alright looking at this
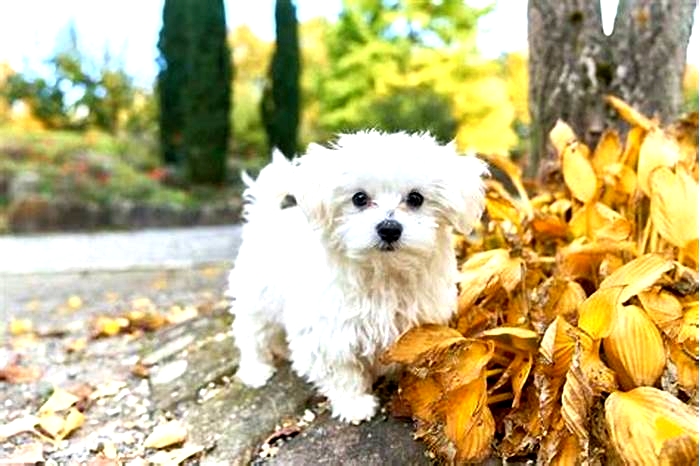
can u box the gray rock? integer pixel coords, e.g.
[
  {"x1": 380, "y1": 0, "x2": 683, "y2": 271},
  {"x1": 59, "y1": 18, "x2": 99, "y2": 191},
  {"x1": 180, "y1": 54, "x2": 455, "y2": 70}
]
[
  {"x1": 182, "y1": 364, "x2": 313, "y2": 465},
  {"x1": 146, "y1": 314, "x2": 238, "y2": 408},
  {"x1": 269, "y1": 413, "x2": 431, "y2": 466}
]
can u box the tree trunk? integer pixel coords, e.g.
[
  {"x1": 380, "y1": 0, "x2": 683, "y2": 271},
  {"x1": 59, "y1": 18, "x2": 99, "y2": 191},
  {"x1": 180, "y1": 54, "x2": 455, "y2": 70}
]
[{"x1": 527, "y1": 0, "x2": 696, "y2": 179}]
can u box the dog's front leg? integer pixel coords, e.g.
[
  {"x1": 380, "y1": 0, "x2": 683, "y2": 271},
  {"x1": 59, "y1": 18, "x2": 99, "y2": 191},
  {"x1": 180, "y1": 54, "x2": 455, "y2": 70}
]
[{"x1": 300, "y1": 354, "x2": 378, "y2": 424}]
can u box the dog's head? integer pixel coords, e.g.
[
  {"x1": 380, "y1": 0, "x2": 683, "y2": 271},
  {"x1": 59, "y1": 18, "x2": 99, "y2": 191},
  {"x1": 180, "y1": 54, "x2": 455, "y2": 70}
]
[{"x1": 294, "y1": 130, "x2": 488, "y2": 261}]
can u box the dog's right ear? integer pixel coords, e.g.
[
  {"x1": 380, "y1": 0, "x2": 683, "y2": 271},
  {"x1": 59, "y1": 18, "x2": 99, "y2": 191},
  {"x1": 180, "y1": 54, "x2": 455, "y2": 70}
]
[{"x1": 293, "y1": 143, "x2": 335, "y2": 231}]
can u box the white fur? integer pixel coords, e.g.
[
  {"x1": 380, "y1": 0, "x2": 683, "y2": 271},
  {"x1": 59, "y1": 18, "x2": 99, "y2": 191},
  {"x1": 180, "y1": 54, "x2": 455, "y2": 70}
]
[{"x1": 228, "y1": 130, "x2": 487, "y2": 423}]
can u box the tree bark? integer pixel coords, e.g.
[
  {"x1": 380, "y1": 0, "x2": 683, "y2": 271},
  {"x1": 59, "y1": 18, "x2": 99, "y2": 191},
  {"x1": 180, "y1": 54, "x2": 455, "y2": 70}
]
[{"x1": 527, "y1": 0, "x2": 696, "y2": 179}]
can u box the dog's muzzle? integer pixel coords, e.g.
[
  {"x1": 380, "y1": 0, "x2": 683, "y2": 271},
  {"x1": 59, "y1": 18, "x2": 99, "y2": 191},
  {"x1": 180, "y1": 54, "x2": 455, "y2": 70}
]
[{"x1": 376, "y1": 219, "x2": 403, "y2": 244}]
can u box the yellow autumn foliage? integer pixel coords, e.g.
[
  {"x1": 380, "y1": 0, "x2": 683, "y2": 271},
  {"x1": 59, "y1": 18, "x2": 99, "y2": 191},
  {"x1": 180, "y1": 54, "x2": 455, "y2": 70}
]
[{"x1": 385, "y1": 99, "x2": 699, "y2": 464}]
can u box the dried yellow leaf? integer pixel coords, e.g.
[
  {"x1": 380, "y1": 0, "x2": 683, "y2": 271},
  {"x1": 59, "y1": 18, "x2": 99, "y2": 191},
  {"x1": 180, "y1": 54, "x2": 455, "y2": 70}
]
[
  {"x1": 382, "y1": 324, "x2": 464, "y2": 365},
  {"x1": 431, "y1": 339, "x2": 494, "y2": 391},
  {"x1": 605, "y1": 95, "x2": 654, "y2": 131},
  {"x1": 605, "y1": 387, "x2": 699, "y2": 466},
  {"x1": 57, "y1": 408, "x2": 84, "y2": 440},
  {"x1": 621, "y1": 126, "x2": 646, "y2": 169},
  {"x1": 649, "y1": 166, "x2": 699, "y2": 249},
  {"x1": 599, "y1": 253, "x2": 674, "y2": 303},
  {"x1": 587, "y1": 202, "x2": 632, "y2": 242},
  {"x1": 458, "y1": 249, "x2": 523, "y2": 310},
  {"x1": 602, "y1": 162, "x2": 637, "y2": 195},
  {"x1": 638, "y1": 289, "x2": 683, "y2": 339},
  {"x1": 592, "y1": 129, "x2": 623, "y2": 174},
  {"x1": 478, "y1": 327, "x2": 539, "y2": 353},
  {"x1": 144, "y1": 420, "x2": 188, "y2": 449},
  {"x1": 510, "y1": 353, "x2": 533, "y2": 408},
  {"x1": 577, "y1": 287, "x2": 622, "y2": 339},
  {"x1": 539, "y1": 317, "x2": 577, "y2": 379},
  {"x1": 549, "y1": 120, "x2": 578, "y2": 155},
  {"x1": 39, "y1": 388, "x2": 80, "y2": 414},
  {"x1": 603, "y1": 305, "x2": 666, "y2": 390},
  {"x1": 561, "y1": 143, "x2": 598, "y2": 203},
  {"x1": 637, "y1": 128, "x2": 681, "y2": 196}
]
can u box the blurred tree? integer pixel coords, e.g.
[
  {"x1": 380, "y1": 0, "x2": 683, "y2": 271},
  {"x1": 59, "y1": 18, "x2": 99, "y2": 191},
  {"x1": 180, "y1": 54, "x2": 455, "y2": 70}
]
[
  {"x1": 2, "y1": 23, "x2": 135, "y2": 133},
  {"x1": 528, "y1": 0, "x2": 696, "y2": 178},
  {"x1": 157, "y1": 0, "x2": 188, "y2": 166},
  {"x1": 183, "y1": 0, "x2": 232, "y2": 184},
  {"x1": 158, "y1": 0, "x2": 232, "y2": 184},
  {"x1": 261, "y1": 0, "x2": 300, "y2": 158},
  {"x1": 231, "y1": 26, "x2": 272, "y2": 158},
  {"x1": 318, "y1": 0, "x2": 501, "y2": 151}
]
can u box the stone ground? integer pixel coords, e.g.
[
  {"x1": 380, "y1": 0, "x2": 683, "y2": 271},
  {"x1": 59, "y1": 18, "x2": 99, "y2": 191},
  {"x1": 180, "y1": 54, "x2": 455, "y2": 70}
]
[{"x1": 0, "y1": 226, "x2": 438, "y2": 465}]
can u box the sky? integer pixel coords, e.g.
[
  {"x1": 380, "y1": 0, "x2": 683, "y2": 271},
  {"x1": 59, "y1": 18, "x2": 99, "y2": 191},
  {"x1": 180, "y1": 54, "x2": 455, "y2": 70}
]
[{"x1": 0, "y1": 1, "x2": 696, "y2": 89}]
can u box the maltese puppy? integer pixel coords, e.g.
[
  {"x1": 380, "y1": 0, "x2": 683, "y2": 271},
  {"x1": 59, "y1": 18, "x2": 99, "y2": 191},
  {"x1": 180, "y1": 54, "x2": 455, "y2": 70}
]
[{"x1": 227, "y1": 130, "x2": 487, "y2": 423}]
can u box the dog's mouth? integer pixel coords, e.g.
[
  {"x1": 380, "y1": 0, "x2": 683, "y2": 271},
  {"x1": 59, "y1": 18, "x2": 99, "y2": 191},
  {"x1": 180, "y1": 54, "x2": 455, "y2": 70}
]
[{"x1": 377, "y1": 242, "x2": 399, "y2": 252}]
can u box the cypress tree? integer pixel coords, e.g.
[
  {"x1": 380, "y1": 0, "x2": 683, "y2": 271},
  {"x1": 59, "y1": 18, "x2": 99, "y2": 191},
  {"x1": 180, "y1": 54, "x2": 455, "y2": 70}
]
[
  {"x1": 262, "y1": 0, "x2": 300, "y2": 158},
  {"x1": 157, "y1": 0, "x2": 188, "y2": 166},
  {"x1": 157, "y1": 0, "x2": 232, "y2": 184},
  {"x1": 184, "y1": 0, "x2": 232, "y2": 184}
]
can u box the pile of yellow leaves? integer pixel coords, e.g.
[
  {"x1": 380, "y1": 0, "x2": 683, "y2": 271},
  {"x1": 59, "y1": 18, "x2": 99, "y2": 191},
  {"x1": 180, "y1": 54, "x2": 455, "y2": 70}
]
[{"x1": 384, "y1": 97, "x2": 699, "y2": 464}]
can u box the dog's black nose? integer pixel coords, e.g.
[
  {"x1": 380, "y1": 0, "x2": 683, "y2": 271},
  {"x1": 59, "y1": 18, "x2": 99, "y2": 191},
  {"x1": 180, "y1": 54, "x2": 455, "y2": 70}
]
[{"x1": 376, "y1": 219, "x2": 403, "y2": 243}]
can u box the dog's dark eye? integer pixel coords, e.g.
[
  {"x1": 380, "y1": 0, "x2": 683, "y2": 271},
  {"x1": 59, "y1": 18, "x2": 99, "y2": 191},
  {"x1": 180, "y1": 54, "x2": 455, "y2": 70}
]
[
  {"x1": 352, "y1": 191, "x2": 369, "y2": 207},
  {"x1": 406, "y1": 191, "x2": 424, "y2": 208}
]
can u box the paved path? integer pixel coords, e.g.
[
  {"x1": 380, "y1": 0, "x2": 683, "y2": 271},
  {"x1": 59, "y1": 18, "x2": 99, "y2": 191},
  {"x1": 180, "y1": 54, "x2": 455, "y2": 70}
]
[{"x1": 0, "y1": 225, "x2": 243, "y2": 274}]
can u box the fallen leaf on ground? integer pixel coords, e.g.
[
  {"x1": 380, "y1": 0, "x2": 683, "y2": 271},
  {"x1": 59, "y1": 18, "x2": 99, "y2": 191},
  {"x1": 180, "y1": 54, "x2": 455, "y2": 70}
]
[
  {"x1": 0, "y1": 361, "x2": 42, "y2": 383},
  {"x1": 0, "y1": 415, "x2": 39, "y2": 441},
  {"x1": 90, "y1": 380, "x2": 127, "y2": 400},
  {"x1": 144, "y1": 420, "x2": 188, "y2": 449},
  {"x1": 9, "y1": 318, "x2": 34, "y2": 335},
  {"x1": 148, "y1": 443, "x2": 204, "y2": 465}
]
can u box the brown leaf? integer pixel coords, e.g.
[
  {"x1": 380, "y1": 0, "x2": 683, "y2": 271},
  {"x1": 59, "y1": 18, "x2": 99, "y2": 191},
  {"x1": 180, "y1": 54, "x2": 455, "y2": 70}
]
[
  {"x1": 605, "y1": 387, "x2": 699, "y2": 466},
  {"x1": 0, "y1": 362, "x2": 42, "y2": 383},
  {"x1": 398, "y1": 373, "x2": 443, "y2": 423},
  {"x1": 144, "y1": 420, "x2": 188, "y2": 449},
  {"x1": 602, "y1": 305, "x2": 666, "y2": 390},
  {"x1": 429, "y1": 339, "x2": 494, "y2": 391},
  {"x1": 382, "y1": 324, "x2": 464, "y2": 365},
  {"x1": 443, "y1": 375, "x2": 495, "y2": 463},
  {"x1": 511, "y1": 353, "x2": 533, "y2": 408},
  {"x1": 669, "y1": 341, "x2": 699, "y2": 394}
]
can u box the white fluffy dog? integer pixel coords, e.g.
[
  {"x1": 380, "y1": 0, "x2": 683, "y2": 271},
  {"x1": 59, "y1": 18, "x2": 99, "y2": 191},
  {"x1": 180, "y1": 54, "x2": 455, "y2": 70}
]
[{"x1": 227, "y1": 130, "x2": 487, "y2": 423}]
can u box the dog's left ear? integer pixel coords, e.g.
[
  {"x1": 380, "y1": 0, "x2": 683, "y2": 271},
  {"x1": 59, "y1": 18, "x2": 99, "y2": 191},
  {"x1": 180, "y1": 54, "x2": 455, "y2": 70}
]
[{"x1": 439, "y1": 150, "x2": 489, "y2": 235}]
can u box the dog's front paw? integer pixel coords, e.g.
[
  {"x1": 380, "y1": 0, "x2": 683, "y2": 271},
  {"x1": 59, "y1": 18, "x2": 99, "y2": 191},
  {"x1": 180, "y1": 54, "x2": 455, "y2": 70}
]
[
  {"x1": 331, "y1": 393, "x2": 378, "y2": 424},
  {"x1": 236, "y1": 361, "x2": 276, "y2": 388}
]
